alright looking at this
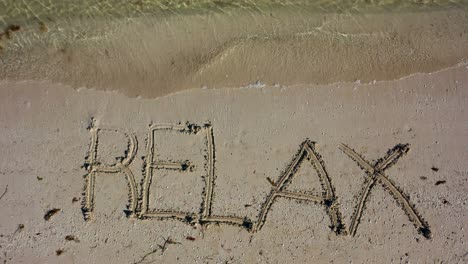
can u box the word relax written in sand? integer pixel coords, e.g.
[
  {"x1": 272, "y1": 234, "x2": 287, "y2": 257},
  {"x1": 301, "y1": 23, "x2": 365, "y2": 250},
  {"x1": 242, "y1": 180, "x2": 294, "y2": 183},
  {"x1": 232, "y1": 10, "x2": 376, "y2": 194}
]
[{"x1": 82, "y1": 122, "x2": 431, "y2": 239}]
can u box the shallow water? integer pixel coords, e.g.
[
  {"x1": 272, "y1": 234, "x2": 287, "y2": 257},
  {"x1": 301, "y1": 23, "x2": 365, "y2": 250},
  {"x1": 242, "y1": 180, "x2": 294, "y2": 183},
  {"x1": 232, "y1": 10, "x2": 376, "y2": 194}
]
[
  {"x1": 0, "y1": 1, "x2": 467, "y2": 98},
  {"x1": 2, "y1": 0, "x2": 468, "y2": 28}
]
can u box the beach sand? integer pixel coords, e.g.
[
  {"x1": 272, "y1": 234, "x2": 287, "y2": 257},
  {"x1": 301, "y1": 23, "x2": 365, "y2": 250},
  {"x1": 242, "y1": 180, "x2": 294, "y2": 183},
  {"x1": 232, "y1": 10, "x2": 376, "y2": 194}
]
[{"x1": 0, "y1": 2, "x2": 467, "y2": 264}]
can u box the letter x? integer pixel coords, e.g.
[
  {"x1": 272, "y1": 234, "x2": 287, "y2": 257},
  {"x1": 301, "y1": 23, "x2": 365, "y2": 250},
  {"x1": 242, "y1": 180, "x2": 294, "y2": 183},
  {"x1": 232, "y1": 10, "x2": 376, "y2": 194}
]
[{"x1": 339, "y1": 143, "x2": 431, "y2": 239}]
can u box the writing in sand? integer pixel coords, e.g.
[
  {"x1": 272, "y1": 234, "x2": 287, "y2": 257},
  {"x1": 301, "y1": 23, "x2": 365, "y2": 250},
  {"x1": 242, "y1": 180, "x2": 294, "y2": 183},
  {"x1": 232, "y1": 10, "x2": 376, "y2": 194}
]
[{"x1": 81, "y1": 121, "x2": 431, "y2": 239}]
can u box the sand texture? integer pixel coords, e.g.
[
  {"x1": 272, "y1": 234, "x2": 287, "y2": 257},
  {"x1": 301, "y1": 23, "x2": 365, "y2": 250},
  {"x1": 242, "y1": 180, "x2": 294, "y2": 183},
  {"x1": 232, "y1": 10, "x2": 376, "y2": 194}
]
[{"x1": 0, "y1": 64, "x2": 467, "y2": 263}]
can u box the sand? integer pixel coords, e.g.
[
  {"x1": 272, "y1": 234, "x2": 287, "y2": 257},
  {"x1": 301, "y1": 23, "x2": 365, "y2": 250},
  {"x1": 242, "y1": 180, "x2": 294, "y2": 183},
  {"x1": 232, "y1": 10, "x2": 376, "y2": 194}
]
[
  {"x1": 0, "y1": 64, "x2": 467, "y2": 263},
  {"x1": 0, "y1": 2, "x2": 468, "y2": 264}
]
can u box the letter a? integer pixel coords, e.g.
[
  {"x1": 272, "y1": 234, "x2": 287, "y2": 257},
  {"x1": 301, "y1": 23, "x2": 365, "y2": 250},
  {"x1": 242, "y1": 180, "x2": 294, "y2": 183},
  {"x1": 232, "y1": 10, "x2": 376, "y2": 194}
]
[{"x1": 255, "y1": 140, "x2": 344, "y2": 234}]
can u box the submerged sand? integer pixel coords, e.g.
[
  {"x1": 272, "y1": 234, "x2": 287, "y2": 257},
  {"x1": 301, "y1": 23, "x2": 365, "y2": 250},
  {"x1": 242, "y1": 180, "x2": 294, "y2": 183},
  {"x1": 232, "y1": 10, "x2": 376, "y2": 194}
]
[{"x1": 0, "y1": 4, "x2": 467, "y2": 97}]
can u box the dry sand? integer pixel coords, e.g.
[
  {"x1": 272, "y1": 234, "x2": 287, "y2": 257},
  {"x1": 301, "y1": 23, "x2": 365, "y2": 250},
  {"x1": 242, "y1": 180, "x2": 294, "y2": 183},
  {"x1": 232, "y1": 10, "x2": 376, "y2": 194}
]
[
  {"x1": 0, "y1": 64, "x2": 467, "y2": 263},
  {"x1": 0, "y1": 2, "x2": 468, "y2": 264}
]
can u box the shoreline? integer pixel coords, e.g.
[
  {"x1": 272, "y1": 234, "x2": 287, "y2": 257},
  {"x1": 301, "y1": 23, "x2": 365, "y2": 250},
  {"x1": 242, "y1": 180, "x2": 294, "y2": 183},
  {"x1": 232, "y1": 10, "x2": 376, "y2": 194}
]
[{"x1": 1, "y1": 7, "x2": 467, "y2": 98}]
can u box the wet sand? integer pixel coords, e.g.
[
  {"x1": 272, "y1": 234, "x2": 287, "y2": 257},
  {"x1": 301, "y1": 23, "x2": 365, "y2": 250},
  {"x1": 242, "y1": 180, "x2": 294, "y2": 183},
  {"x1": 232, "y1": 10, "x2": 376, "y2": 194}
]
[{"x1": 0, "y1": 3, "x2": 467, "y2": 97}]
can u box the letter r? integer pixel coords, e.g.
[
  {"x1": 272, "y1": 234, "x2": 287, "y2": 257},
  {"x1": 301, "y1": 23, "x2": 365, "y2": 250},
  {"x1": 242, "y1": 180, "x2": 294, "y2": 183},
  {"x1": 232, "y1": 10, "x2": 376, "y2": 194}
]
[{"x1": 82, "y1": 123, "x2": 138, "y2": 220}]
